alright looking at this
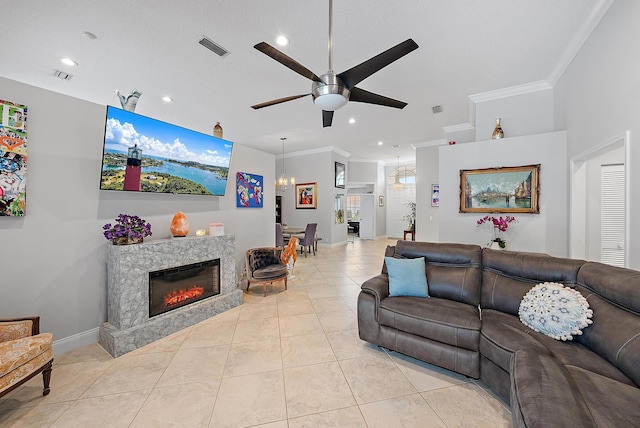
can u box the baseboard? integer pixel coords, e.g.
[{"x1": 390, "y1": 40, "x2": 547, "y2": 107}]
[{"x1": 52, "y1": 327, "x2": 100, "y2": 356}]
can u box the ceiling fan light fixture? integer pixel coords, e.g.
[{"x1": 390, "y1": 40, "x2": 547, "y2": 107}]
[
  {"x1": 313, "y1": 93, "x2": 348, "y2": 110},
  {"x1": 312, "y1": 73, "x2": 350, "y2": 111}
]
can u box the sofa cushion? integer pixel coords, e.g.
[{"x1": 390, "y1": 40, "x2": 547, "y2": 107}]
[
  {"x1": 385, "y1": 257, "x2": 428, "y2": 298},
  {"x1": 0, "y1": 333, "x2": 53, "y2": 378},
  {"x1": 566, "y1": 365, "x2": 640, "y2": 427},
  {"x1": 392, "y1": 241, "x2": 483, "y2": 306},
  {"x1": 480, "y1": 309, "x2": 551, "y2": 372},
  {"x1": 379, "y1": 296, "x2": 480, "y2": 351},
  {"x1": 574, "y1": 284, "x2": 640, "y2": 388},
  {"x1": 510, "y1": 350, "x2": 598, "y2": 428},
  {"x1": 252, "y1": 264, "x2": 288, "y2": 280},
  {"x1": 481, "y1": 249, "x2": 584, "y2": 315},
  {"x1": 518, "y1": 282, "x2": 593, "y2": 341}
]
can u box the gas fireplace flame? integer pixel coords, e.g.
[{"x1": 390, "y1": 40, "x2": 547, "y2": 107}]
[{"x1": 163, "y1": 286, "x2": 205, "y2": 307}]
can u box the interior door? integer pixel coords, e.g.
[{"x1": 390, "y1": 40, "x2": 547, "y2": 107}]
[
  {"x1": 359, "y1": 195, "x2": 374, "y2": 239},
  {"x1": 386, "y1": 185, "x2": 415, "y2": 238},
  {"x1": 600, "y1": 163, "x2": 625, "y2": 267}
]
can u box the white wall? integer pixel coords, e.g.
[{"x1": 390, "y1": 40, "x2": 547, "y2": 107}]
[
  {"x1": 415, "y1": 145, "x2": 440, "y2": 242},
  {"x1": 376, "y1": 161, "x2": 386, "y2": 238},
  {"x1": 474, "y1": 88, "x2": 554, "y2": 142},
  {"x1": 438, "y1": 132, "x2": 568, "y2": 256},
  {"x1": 276, "y1": 148, "x2": 348, "y2": 245},
  {"x1": 0, "y1": 77, "x2": 275, "y2": 352},
  {"x1": 554, "y1": 0, "x2": 640, "y2": 268}
]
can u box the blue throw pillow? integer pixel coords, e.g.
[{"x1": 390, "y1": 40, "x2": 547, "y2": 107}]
[{"x1": 385, "y1": 256, "x2": 429, "y2": 298}]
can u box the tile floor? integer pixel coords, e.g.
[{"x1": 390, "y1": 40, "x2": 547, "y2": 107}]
[{"x1": 0, "y1": 238, "x2": 511, "y2": 427}]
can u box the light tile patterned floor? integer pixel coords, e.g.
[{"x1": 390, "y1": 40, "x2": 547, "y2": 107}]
[{"x1": 0, "y1": 238, "x2": 511, "y2": 427}]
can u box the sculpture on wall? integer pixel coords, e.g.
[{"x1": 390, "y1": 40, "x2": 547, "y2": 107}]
[{"x1": 115, "y1": 89, "x2": 142, "y2": 112}]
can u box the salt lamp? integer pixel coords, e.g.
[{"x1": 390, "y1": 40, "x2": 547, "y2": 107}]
[{"x1": 170, "y1": 212, "x2": 190, "y2": 237}]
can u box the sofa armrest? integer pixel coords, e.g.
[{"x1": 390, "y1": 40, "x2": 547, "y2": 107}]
[
  {"x1": 0, "y1": 316, "x2": 40, "y2": 342},
  {"x1": 361, "y1": 274, "x2": 390, "y2": 304}
]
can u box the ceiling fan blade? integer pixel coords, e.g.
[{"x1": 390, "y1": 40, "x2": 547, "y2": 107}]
[
  {"x1": 349, "y1": 87, "x2": 407, "y2": 109},
  {"x1": 254, "y1": 42, "x2": 322, "y2": 82},
  {"x1": 322, "y1": 110, "x2": 334, "y2": 127},
  {"x1": 337, "y1": 39, "x2": 419, "y2": 89},
  {"x1": 251, "y1": 93, "x2": 310, "y2": 110}
]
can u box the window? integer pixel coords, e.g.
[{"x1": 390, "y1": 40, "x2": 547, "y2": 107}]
[
  {"x1": 388, "y1": 166, "x2": 416, "y2": 185},
  {"x1": 347, "y1": 195, "x2": 361, "y2": 220}
]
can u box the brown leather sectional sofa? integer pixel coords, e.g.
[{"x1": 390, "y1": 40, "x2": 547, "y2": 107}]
[{"x1": 357, "y1": 240, "x2": 640, "y2": 427}]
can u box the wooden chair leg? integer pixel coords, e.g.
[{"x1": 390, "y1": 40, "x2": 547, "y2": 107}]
[
  {"x1": 263, "y1": 282, "x2": 267, "y2": 297},
  {"x1": 246, "y1": 280, "x2": 251, "y2": 292},
  {"x1": 42, "y1": 359, "x2": 53, "y2": 396},
  {"x1": 284, "y1": 275, "x2": 288, "y2": 290}
]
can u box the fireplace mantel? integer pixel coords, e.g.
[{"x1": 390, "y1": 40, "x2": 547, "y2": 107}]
[{"x1": 99, "y1": 235, "x2": 242, "y2": 357}]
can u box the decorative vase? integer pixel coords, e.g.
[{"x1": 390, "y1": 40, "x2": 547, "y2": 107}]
[
  {"x1": 113, "y1": 237, "x2": 143, "y2": 245},
  {"x1": 213, "y1": 122, "x2": 223, "y2": 139},
  {"x1": 492, "y1": 118, "x2": 504, "y2": 139},
  {"x1": 489, "y1": 241, "x2": 505, "y2": 250},
  {"x1": 170, "y1": 212, "x2": 190, "y2": 237}
]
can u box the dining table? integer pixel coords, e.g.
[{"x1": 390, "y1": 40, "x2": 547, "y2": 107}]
[{"x1": 282, "y1": 227, "x2": 305, "y2": 238}]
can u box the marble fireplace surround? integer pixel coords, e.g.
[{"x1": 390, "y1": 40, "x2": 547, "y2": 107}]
[{"x1": 99, "y1": 235, "x2": 242, "y2": 357}]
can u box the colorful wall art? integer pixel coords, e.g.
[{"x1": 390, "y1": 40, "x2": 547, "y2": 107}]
[
  {"x1": 0, "y1": 99, "x2": 27, "y2": 216},
  {"x1": 236, "y1": 172, "x2": 263, "y2": 208}
]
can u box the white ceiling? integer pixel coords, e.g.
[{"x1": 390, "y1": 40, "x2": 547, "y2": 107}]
[{"x1": 0, "y1": 0, "x2": 602, "y2": 164}]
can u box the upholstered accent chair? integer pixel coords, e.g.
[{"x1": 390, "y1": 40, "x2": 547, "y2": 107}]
[
  {"x1": 245, "y1": 247, "x2": 289, "y2": 296},
  {"x1": 0, "y1": 316, "x2": 53, "y2": 398}
]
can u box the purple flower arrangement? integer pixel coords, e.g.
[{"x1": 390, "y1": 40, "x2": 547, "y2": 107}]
[{"x1": 103, "y1": 214, "x2": 152, "y2": 242}]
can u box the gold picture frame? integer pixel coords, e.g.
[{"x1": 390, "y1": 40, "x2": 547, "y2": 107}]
[
  {"x1": 295, "y1": 182, "x2": 317, "y2": 209},
  {"x1": 460, "y1": 164, "x2": 540, "y2": 213}
]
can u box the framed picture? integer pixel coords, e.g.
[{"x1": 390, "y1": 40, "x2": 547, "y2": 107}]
[
  {"x1": 236, "y1": 172, "x2": 263, "y2": 208},
  {"x1": 431, "y1": 184, "x2": 439, "y2": 207},
  {"x1": 335, "y1": 162, "x2": 345, "y2": 188},
  {"x1": 459, "y1": 164, "x2": 540, "y2": 213},
  {"x1": 295, "y1": 182, "x2": 317, "y2": 209},
  {"x1": 379, "y1": 195, "x2": 384, "y2": 207},
  {"x1": 0, "y1": 99, "x2": 28, "y2": 216}
]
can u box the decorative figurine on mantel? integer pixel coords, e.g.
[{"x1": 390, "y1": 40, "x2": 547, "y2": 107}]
[
  {"x1": 170, "y1": 211, "x2": 190, "y2": 237},
  {"x1": 213, "y1": 122, "x2": 223, "y2": 139},
  {"x1": 115, "y1": 89, "x2": 142, "y2": 112},
  {"x1": 492, "y1": 118, "x2": 504, "y2": 139}
]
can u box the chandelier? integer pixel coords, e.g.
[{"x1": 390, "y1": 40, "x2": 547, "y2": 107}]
[
  {"x1": 276, "y1": 137, "x2": 295, "y2": 191},
  {"x1": 393, "y1": 156, "x2": 404, "y2": 191}
]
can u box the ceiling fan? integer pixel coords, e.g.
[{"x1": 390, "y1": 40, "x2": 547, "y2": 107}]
[{"x1": 251, "y1": 0, "x2": 419, "y2": 127}]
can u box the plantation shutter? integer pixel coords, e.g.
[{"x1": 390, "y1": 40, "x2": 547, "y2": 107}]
[{"x1": 600, "y1": 164, "x2": 625, "y2": 267}]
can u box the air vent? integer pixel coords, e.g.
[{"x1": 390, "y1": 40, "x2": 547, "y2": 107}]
[
  {"x1": 199, "y1": 36, "x2": 229, "y2": 57},
  {"x1": 431, "y1": 105, "x2": 443, "y2": 114},
  {"x1": 52, "y1": 69, "x2": 73, "y2": 80}
]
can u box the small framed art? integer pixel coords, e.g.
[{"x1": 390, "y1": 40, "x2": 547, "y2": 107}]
[{"x1": 295, "y1": 182, "x2": 317, "y2": 209}]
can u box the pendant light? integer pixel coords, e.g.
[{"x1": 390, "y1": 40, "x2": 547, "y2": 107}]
[
  {"x1": 393, "y1": 156, "x2": 404, "y2": 191},
  {"x1": 276, "y1": 137, "x2": 295, "y2": 191}
]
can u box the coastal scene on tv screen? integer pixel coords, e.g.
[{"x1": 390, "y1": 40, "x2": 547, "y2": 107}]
[{"x1": 100, "y1": 106, "x2": 232, "y2": 196}]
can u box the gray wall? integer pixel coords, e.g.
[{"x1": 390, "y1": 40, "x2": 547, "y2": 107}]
[
  {"x1": 415, "y1": 145, "x2": 439, "y2": 242},
  {"x1": 0, "y1": 77, "x2": 275, "y2": 353},
  {"x1": 554, "y1": 0, "x2": 640, "y2": 268},
  {"x1": 276, "y1": 148, "x2": 348, "y2": 245}
]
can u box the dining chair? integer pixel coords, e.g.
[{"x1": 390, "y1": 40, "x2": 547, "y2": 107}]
[
  {"x1": 295, "y1": 223, "x2": 317, "y2": 257},
  {"x1": 275, "y1": 222, "x2": 285, "y2": 248}
]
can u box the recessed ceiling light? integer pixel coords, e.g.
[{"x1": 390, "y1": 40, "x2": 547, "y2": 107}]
[
  {"x1": 276, "y1": 35, "x2": 289, "y2": 46},
  {"x1": 377, "y1": 141, "x2": 383, "y2": 146},
  {"x1": 162, "y1": 96, "x2": 173, "y2": 102},
  {"x1": 61, "y1": 58, "x2": 77, "y2": 66},
  {"x1": 349, "y1": 118, "x2": 356, "y2": 124}
]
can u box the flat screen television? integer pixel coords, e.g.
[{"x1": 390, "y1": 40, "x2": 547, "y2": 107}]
[{"x1": 99, "y1": 106, "x2": 233, "y2": 196}]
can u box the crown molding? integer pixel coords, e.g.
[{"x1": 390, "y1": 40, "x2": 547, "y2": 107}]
[
  {"x1": 442, "y1": 123, "x2": 474, "y2": 133},
  {"x1": 547, "y1": 0, "x2": 615, "y2": 86},
  {"x1": 412, "y1": 139, "x2": 447, "y2": 149},
  {"x1": 347, "y1": 158, "x2": 379, "y2": 163},
  {"x1": 277, "y1": 145, "x2": 351, "y2": 159},
  {"x1": 469, "y1": 80, "x2": 551, "y2": 104}
]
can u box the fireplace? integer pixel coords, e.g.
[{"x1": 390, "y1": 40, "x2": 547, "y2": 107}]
[
  {"x1": 149, "y1": 259, "x2": 220, "y2": 318},
  {"x1": 99, "y1": 235, "x2": 243, "y2": 357}
]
